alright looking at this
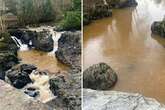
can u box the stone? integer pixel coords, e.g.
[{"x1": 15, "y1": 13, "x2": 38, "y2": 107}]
[
  {"x1": 24, "y1": 87, "x2": 40, "y2": 97},
  {"x1": 48, "y1": 71, "x2": 81, "y2": 110},
  {"x1": 83, "y1": 89, "x2": 165, "y2": 110},
  {"x1": 0, "y1": 33, "x2": 19, "y2": 80},
  {"x1": 55, "y1": 31, "x2": 81, "y2": 68},
  {"x1": 83, "y1": 63, "x2": 117, "y2": 90},
  {"x1": 151, "y1": 19, "x2": 165, "y2": 38},
  {"x1": 32, "y1": 30, "x2": 54, "y2": 52},
  {"x1": 5, "y1": 64, "x2": 37, "y2": 89}
]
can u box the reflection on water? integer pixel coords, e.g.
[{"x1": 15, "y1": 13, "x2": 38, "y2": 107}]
[{"x1": 84, "y1": 0, "x2": 165, "y2": 103}]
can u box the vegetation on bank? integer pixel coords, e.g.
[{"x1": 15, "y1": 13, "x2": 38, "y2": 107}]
[
  {"x1": 58, "y1": 0, "x2": 81, "y2": 31},
  {"x1": 1, "y1": 0, "x2": 81, "y2": 30}
]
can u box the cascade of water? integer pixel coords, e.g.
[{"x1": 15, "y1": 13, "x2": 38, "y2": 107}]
[{"x1": 11, "y1": 36, "x2": 28, "y2": 51}]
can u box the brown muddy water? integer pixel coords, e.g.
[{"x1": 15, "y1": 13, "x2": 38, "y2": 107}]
[
  {"x1": 14, "y1": 26, "x2": 68, "y2": 103},
  {"x1": 84, "y1": 0, "x2": 165, "y2": 103}
]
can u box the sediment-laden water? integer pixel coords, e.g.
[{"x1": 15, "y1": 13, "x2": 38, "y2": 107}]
[
  {"x1": 84, "y1": 0, "x2": 165, "y2": 103},
  {"x1": 12, "y1": 26, "x2": 68, "y2": 103}
]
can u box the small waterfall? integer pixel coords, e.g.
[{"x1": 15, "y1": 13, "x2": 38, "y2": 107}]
[{"x1": 11, "y1": 36, "x2": 29, "y2": 51}]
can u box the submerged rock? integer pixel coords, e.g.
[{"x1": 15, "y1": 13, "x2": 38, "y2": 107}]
[
  {"x1": 0, "y1": 80, "x2": 53, "y2": 110},
  {"x1": 151, "y1": 18, "x2": 165, "y2": 38},
  {"x1": 48, "y1": 71, "x2": 81, "y2": 110},
  {"x1": 83, "y1": 89, "x2": 165, "y2": 110},
  {"x1": 5, "y1": 64, "x2": 37, "y2": 89},
  {"x1": 83, "y1": 63, "x2": 117, "y2": 90},
  {"x1": 55, "y1": 31, "x2": 81, "y2": 67}
]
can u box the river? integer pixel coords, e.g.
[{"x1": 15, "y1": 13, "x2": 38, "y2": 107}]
[
  {"x1": 84, "y1": 0, "x2": 165, "y2": 103},
  {"x1": 13, "y1": 26, "x2": 68, "y2": 103}
]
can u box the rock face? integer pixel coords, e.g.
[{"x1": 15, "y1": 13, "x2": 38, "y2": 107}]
[
  {"x1": 0, "y1": 33, "x2": 19, "y2": 80},
  {"x1": 55, "y1": 31, "x2": 81, "y2": 67},
  {"x1": 83, "y1": 89, "x2": 165, "y2": 110},
  {"x1": 0, "y1": 80, "x2": 53, "y2": 110},
  {"x1": 9, "y1": 29, "x2": 37, "y2": 45},
  {"x1": 48, "y1": 71, "x2": 81, "y2": 110},
  {"x1": 9, "y1": 29, "x2": 54, "y2": 52},
  {"x1": 32, "y1": 31, "x2": 54, "y2": 52},
  {"x1": 5, "y1": 64, "x2": 37, "y2": 89},
  {"x1": 83, "y1": 63, "x2": 117, "y2": 90},
  {"x1": 151, "y1": 19, "x2": 165, "y2": 37}
]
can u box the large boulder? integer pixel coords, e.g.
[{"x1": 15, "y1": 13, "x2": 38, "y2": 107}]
[
  {"x1": 55, "y1": 31, "x2": 81, "y2": 67},
  {"x1": 151, "y1": 18, "x2": 165, "y2": 38},
  {"x1": 32, "y1": 31, "x2": 54, "y2": 52},
  {"x1": 0, "y1": 80, "x2": 53, "y2": 110},
  {"x1": 83, "y1": 89, "x2": 165, "y2": 110},
  {"x1": 48, "y1": 71, "x2": 81, "y2": 110},
  {"x1": 5, "y1": 64, "x2": 37, "y2": 89},
  {"x1": 83, "y1": 63, "x2": 117, "y2": 90}
]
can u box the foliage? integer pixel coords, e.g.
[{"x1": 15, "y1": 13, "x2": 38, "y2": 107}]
[
  {"x1": 59, "y1": 11, "x2": 81, "y2": 31},
  {"x1": 58, "y1": 0, "x2": 81, "y2": 31},
  {"x1": 17, "y1": 0, "x2": 55, "y2": 25}
]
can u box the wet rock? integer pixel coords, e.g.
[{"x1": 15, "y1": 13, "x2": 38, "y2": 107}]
[
  {"x1": 0, "y1": 32, "x2": 18, "y2": 52},
  {"x1": 83, "y1": 89, "x2": 165, "y2": 110},
  {"x1": 9, "y1": 29, "x2": 37, "y2": 45},
  {"x1": 83, "y1": 63, "x2": 117, "y2": 90},
  {"x1": 109, "y1": 0, "x2": 138, "y2": 8},
  {"x1": 0, "y1": 33, "x2": 19, "y2": 80},
  {"x1": 83, "y1": 0, "x2": 112, "y2": 24},
  {"x1": 48, "y1": 71, "x2": 81, "y2": 110},
  {"x1": 20, "y1": 64, "x2": 37, "y2": 74},
  {"x1": 55, "y1": 31, "x2": 81, "y2": 67},
  {"x1": 0, "y1": 80, "x2": 53, "y2": 110},
  {"x1": 32, "y1": 31, "x2": 54, "y2": 52},
  {"x1": 5, "y1": 64, "x2": 36, "y2": 89},
  {"x1": 151, "y1": 18, "x2": 165, "y2": 37},
  {"x1": 24, "y1": 87, "x2": 40, "y2": 97},
  {"x1": 9, "y1": 29, "x2": 54, "y2": 52}
]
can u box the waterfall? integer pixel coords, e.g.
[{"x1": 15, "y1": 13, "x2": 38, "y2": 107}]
[{"x1": 11, "y1": 36, "x2": 28, "y2": 51}]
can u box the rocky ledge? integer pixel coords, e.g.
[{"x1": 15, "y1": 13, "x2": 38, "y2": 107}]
[
  {"x1": 83, "y1": 89, "x2": 165, "y2": 110},
  {"x1": 0, "y1": 80, "x2": 53, "y2": 110},
  {"x1": 55, "y1": 31, "x2": 81, "y2": 68},
  {"x1": 0, "y1": 33, "x2": 19, "y2": 80},
  {"x1": 9, "y1": 29, "x2": 54, "y2": 52},
  {"x1": 47, "y1": 70, "x2": 81, "y2": 110}
]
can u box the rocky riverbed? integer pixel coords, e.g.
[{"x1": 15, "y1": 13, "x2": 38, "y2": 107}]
[{"x1": 0, "y1": 25, "x2": 81, "y2": 110}]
